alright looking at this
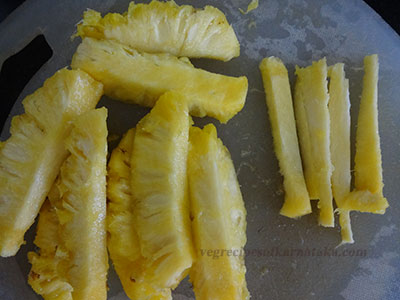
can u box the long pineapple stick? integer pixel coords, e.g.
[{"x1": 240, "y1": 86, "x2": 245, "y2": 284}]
[
  {"x1": 294, "y1": 58, "x2": 334, "y2": 227},
  {"x1": 259, "y1": 57, "x2": 311, "y2": 218},
  {"x1": 328, "y1": 64, "x2": 353, "y2": 243}
]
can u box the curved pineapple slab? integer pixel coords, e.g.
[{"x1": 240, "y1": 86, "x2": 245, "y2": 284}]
[
  {"x1": 71, "y1": 37, "x2": 248, "y2": 123},
  {"x1": 107, "y1": 128, "x2": 171, "y2": 300},
  {"x1": 188, "y1": 124, "x2": 249, "y2": 300},
  {"x1": 0, "y1": 69, "x2": 103, "y2": 257},
  {"x1": 28, "y1": 108, "x2": 109, "y2": 300},
  {"x1": 76, "y1": 0, "x2": 240, "y2": 61},
  {"x1": 131, "y1": 92, "x2": 194, "y2": 290}
]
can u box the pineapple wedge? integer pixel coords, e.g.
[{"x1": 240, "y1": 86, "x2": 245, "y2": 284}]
[
  {"x1": 188, "y1": 124, "x2": 249, "y2": 300},
  {"x1": 0, "y1": 69, "x2": 102, "y2": 257},
  {"x1": 328, "y1": 63, "x2": 353, "y2": 243},
  {"x1": 71, "y1": 37, "x2": 248, "y2": 123},
  {"x1": 28, "y1": 108, "x2": 109, "y2": 300},
  {"x1": 76, "y1": 0, "x2": 240, "y2": 61},
  {"x1": 131, "y1": 92, "x2": 194, "y2": 289},
  {"x1": 259, "y1": 57, "x2": 311, "y2": 218},
  {"x1": 107, "y1": 128, "x2": 171, "y2": 300},
  {"x1": 294, "y1": 58, "x2": 334, "y2": 227}
]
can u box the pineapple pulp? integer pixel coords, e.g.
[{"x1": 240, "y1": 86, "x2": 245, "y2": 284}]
[
  {"x1": 188, "y1": 124, "x2": 249, "y2": 300},
  {"x1": 0, "y1": 69, "x2": 102, "y2": 257},
  {"x1": 71, "y1": 37, "x2": 248, "y2": 123},
  {"x1": 259, "y1": 57, "x2": 311, "y2": 219},
  {"x1": 28, "y1": 108, "x2": 109, "y2": 300},
  {"x1": 76, "y1": 0, "x2": 240, "y2": 61}
]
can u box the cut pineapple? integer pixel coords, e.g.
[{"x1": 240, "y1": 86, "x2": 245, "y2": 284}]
[
  {"x1": 76, "y1": 0, "x2": 240, "y2": 61},
  {"x1": 341, "y1": 190, "x2": 388, "y2": 214},
  {"x1": 71, "y1": 37, "x2": 248, "y2": 123},
  {"x1": 188, "y1": 124, "x2": 249, "y2": 300},
  {"x1": 28, "y1": 108, "x2": 109, "y2": 300},
  {"x1": 131, "y1": 92, "x2": 194, "y2": 289},
  {"x1": 259, "y1": 57, "x2": 311, "y2": 218},
  {"x1": 107, "y1": 128, "x2": 171, "y2": 300},
  {"x1": 294, "y1": 58, "x2": 334, "y2": 227},
  {"x1": 328, "y1": 63, "x2": 353, "y2": 243},
  {"x1": 0, "y1": 69, "x2": 102, "y2": 257}
]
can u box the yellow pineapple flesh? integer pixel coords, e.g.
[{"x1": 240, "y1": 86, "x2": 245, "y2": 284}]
[
  {"x1": 0, "y1": 69, "x2": 103, "y2": 257},
  {"x1": 28, "y1": 108, "x2": 109, "y2": 300},
  {"x1": 259, "y1": 57, "x2": 311, "y2": 218},
  {"x1": 71, "y1": 37, "x2": 248, "y2": 123},
  {"x1": 76, "y1": 0, "x2": 240, "y2": 61},
  {"x1": 188, "y1": 124, "x2": 249, "y2": 300}
]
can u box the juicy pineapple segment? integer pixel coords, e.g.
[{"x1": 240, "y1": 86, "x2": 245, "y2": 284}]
[
  {"x1": 0, "y1": 69, "x2": 103, "y2": 257},
  {"x1": 342, "y1": 190, "x2": 388, "y2": 214},
  {"x1": 76, "y1": 0, "x2": 240, "y2": 61},
  {"x1": 328, "y1": 63, "x2": 353, "y2": 244},
  {"x1": 259, "y1": 57, "x2": 311, "y2": 218},
  {"x1": 71, "y1": 37, "x2": 248, "y2": 123},
  {"x1": 28, "y1": 108, "x2": 109, "y2": 300},
  {"x1": 188, "y1": 124, "x2": 249, "y2": 300},
  {"x1": 294, "y1": 58, "x2": 334, "y2": 227},
  {"x1": 131, "y1": 92, "x2": 194, "y2": 289},
  {"x1": 107, "y1": 128, "x2": 171, "y2": 300}
]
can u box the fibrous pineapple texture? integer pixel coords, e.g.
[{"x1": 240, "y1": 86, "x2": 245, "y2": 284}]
[{"x1": 0, "y1": 69, "x2": 103, "y2": 257}]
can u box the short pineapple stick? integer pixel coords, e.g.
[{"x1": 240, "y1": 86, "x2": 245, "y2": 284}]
[
  {"x1": 294, "y1": 58, "x2": 334, "y2": 227},
  {"x1": 328, "y1": 63, "x2": 353, "y2": 244},
  {"x1": 259, "y1": 57, "x2": 311, "y2": 218}
]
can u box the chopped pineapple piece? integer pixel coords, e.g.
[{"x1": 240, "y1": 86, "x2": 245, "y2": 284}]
[
  {"x1": 328, "y1": 63, "x2": 353, "y2": 243},
  {"x1": 239, "y1": 0, "x2": 259, "y2": 14},
  {"x1": 294, "y1": 58, "x2": 334, "y2": 227},
  {"x1": 28, "y1": 108, "x2": 109, "y2": 300},
  {"x1": 76, "y1": 0, "x2": 240, "y2": 61},
  {"x1": 188, "y1": 124, "x2": 249, "y2": 300},
  {"x1": 259, "y1": 57, "x2": 311, "y2": 218},
  {"x1": 0, "y1": 69, "x2": 102, "y2": 257},
  {"x1": 131, "y1": 92, "x2": 194, "y2": 290},
  {"x1": 341, "y1": 190, "x2": 388, "y2": 214},
  {"x1": 71, "y1": 38, "x2": 248, "y2": 123}
]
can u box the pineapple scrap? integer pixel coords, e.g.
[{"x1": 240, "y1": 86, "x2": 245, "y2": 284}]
[
  {"x1": 0, "y1": 69, "x2": 103, "y2": 257},
  {"x1": 71, "y1": 38, "x2": 248, "y2": 123},
  {"x1": 259, "y1": 57, "x2": 311, "y2": 218},
  {"x1": 239, "y1": 0, "x2": 259, "y2": 14},
  {"x1": 28, "y1": 108, "x2": 109, "y2": 300},
  {"x1": 76, "y1": 0, "x2": 240, "y2": 61},
  {"x1": 294, "y1": 58, "x2": 334, "y2": 227},
  {"x1": 188, "y1": 124, "x2": 249, "y2": 300}
]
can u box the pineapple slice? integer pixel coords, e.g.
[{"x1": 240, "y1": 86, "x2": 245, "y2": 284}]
[
  {"x1": 0, "y1": 69, "x2": 103, "y2": 257},
  {"x1": 107, "y1": 128, "x2": 171, "y2": 300},
  {"x1": 259, "y1": 57, "x2": 311, "y2": 218},
  {"x1": 71, "y1": 37, "x2": 248, "y2": 123},
  {"x1": 328, "y1": 63, "x2": 353, "y2": 244},
  {"x1": 28, "y1": 108, "x2": 109, "y2": 300},
  {"x1": 294, "y1": 58, "x2": 334, "y2": 227},
  {"x1": 76, "y1": 0, "x2": 240, "y2": 61},
  {"x1": 188, "y1": 124, "x2": 249, "y2": 300},
  {"x1": 131, "y1": 92, "x2": 194, "y2": 289}
]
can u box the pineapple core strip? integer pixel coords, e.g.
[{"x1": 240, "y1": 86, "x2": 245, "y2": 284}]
[
  {"x1": 28, "y1": 108, "x2": 109, "y2": 300},
  {"x1": 71, "y1": 37, "x2": 248, "y2": 123},
  {"x1": 328, "y1": 63, "x2": 353, "y2": 244},
  {"x1": 342, "y1": 55, "x2": 388, "y2": 213},
  {"x1": 188, "y1": 124, "x2": 249, "y2": 300},
  {"x1": 131, "y1": 92, "x2": 194, "y2": 290},
  {"x1": 0, "y1": 69, "x2": 102, "y2": 257},
  {"x1": 107, "y1": 128, "x2": 171, "y2": 300},
  {"x1": 294, "y1": 58, "x2": 334, "y2": 227},
  {"x1": 76, "y1": 0, "x2": 240, "y2": 62},
  {"x1": 259, "y1": 57, "x2": 311, "y2": 218}
]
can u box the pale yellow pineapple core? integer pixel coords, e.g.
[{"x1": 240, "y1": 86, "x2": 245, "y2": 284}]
[
  {"x1": 188, "y1": 124, "x2": 249, "y2": 300},
  {"x1": 71, "y1": 37, "x2": 248, "y2": 123},
  {"x1": 294, "y1": 58, "x2": 334, "y2": 227},
  {"x1": 259, "y1": 57, "x2": 311, "y2": 218},
  {"x1": 0, "y1": 69, "x2": 103, "y2": 257},
  {"x1": 76, "y1": 0, "x2": 240, "y2": 61},
  {"x1": 28, "y1": 108, "x2": 109, "y2": 300}
]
